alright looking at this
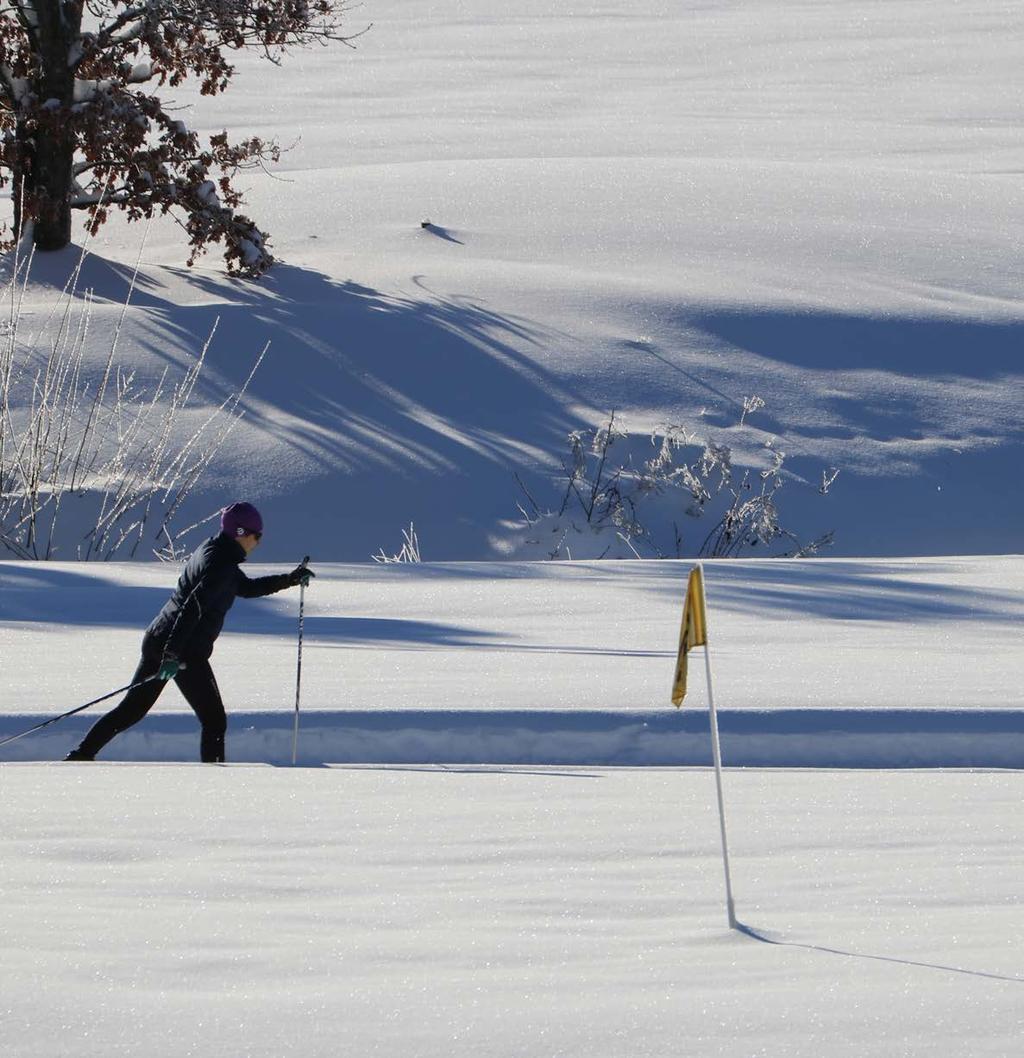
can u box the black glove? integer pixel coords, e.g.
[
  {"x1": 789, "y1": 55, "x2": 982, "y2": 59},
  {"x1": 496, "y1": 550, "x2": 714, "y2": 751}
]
[{"x1": 289, "y1": 564, "x2": 315, "y2": 588}]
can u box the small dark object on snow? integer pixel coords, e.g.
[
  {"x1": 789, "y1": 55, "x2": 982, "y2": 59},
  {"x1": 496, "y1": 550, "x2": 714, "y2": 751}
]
[{"x1": 420, "y1": 222, "x2": 465, "y2": 246}]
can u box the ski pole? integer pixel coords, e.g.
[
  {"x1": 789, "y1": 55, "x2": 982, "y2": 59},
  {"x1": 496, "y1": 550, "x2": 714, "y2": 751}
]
[
  {"x1": 0, "y1": 675, "x2": 162, "y2": 750},
  {"x1": 291, "y1": 555, "x2": 310, "y2": 765}
]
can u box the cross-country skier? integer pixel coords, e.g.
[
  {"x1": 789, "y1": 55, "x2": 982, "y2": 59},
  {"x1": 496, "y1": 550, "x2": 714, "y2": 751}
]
[{"x1": 64, "y1": 502, "x2": 315, "y2": 763}]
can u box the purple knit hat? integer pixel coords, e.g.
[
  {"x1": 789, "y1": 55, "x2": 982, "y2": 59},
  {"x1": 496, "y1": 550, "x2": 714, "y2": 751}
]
[{"x1": 220, "y1": 502, "x2": 263, "y2": 539}]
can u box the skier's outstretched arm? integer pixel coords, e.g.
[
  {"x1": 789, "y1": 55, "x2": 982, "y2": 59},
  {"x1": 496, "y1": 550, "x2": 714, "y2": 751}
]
[{"x1": 238, "y1": 562, "x2": 316, "y2": 598}]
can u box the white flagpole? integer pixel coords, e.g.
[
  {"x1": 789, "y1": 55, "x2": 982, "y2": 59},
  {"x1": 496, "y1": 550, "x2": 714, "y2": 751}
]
[{"x1": 698, "y1": 562, "x2": 738, "y2": 929}]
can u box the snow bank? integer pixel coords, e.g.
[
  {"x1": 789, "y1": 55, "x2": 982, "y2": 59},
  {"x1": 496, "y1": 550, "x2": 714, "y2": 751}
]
[{"x1": 5, "y1": 707, "x2": 1023, "y2": 769}]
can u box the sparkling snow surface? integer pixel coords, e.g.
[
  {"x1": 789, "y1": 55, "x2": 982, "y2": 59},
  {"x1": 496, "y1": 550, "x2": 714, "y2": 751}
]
[
  {"x1": 1, "y1": 764, "x2": 1021, "y2": 1058},
  {"x1": 2, "y1": 556, "x2": 1022, "y2": 718},
  {"x1": 1, "y1": 557, "x2": 1022, "y2": 767},
  {"x1": 5, "y1": 0, "x2": 1024, "y2": 561},
  {"x1": 2, "y1": 5, "x2": 1022, "y2": 1053}
]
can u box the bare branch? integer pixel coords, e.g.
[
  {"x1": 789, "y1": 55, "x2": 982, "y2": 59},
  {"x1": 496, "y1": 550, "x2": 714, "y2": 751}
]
[{"x1": 1, "y1": 0, "x2": 364, "y2": 270}]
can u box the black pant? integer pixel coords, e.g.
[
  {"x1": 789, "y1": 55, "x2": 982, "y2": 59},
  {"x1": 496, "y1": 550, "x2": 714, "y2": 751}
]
[{"x1": 77, "y1": 639, "x2": 227, "y2": 762}]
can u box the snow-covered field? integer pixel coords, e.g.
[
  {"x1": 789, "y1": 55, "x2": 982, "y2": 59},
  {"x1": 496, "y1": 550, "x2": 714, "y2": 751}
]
[
  {"x1": 4, "y1": 557, "x2": 1020, "y2": 1057},
  {"x1": 5, "y1": 0, "x2": 1024, "y2": 561},
  {"x1": 3, "y1": 5, "x2": 1023, "y2": 1053},
  {"x1": 2, "y1": 764, "x2": 1022, "y2": 1058}
]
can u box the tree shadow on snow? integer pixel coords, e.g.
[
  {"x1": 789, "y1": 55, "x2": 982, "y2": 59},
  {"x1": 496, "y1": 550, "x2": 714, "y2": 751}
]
[
  {"x1": 0, "y1": 564, "x2": 171, "y2": 627},
  {"x1": 17, "y1": 249, "x2": 1024, "y2": 560},
  {"x1": 0, "y1": 565, "x2": 670, "y2": 656},
  {"x1": 702, "y1": 561, "x2": 1024, "y2": 623},
  {"x1": 19, "y1": 247, "x2": 588, "y2": 561},
  {"x1": 620, "y1": 306, "x2": 1024, "y2": 558}
]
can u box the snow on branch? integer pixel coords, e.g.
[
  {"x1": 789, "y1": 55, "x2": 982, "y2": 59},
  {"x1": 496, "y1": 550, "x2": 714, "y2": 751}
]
[{"x1": 0, "y1": 0, "x2": 366, "y2": 272}]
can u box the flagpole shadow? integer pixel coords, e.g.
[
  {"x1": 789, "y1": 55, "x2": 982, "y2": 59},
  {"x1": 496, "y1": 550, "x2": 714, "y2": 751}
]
[{"x1": 735, "y1": 921, "x2": 1024, "y2": 984}]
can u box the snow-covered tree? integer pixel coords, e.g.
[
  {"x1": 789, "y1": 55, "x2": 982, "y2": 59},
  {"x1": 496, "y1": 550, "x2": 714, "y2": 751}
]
[{"x1": 0, "y1": 1, "x2": 359, "y2": 275}]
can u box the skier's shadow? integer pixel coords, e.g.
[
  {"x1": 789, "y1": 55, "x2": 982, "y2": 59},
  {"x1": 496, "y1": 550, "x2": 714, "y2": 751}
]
[{"x1": 735, "y1": 921, "x2": 1024, "y2": 984}]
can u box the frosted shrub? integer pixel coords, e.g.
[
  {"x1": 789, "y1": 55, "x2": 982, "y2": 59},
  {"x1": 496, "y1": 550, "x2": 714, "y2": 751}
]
[
  {"x1": 372, "y1": 523, "x2": 422, "y2": 564},
  {"x1": 509, "y1": 404, "x2": 836, "y2": 560},
  {"x1": 0, "y1": 248, "x2": 265, "y2": 560}
]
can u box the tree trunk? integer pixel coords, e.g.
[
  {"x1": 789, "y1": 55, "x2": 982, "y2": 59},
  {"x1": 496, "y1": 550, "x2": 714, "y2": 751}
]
[
  {"x1": 19, "y1": 0, "x2": 80, "y2": 253},
  {"x1": 29, "y1": 129, "x2": 74, "y2": 251}
]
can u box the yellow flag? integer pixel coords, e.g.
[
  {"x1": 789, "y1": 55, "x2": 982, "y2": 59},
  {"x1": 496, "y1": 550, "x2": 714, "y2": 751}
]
[{"x1": 671, "y1": 565, "x2": 708, "y2": 707}]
